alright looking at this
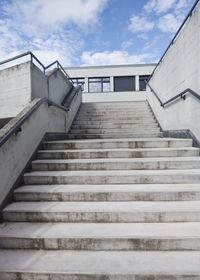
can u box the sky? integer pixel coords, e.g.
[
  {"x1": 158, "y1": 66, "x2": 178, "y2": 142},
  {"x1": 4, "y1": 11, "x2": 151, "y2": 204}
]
[{"x1": 0, "y1": 0, "x2": 196, "y2": 67}]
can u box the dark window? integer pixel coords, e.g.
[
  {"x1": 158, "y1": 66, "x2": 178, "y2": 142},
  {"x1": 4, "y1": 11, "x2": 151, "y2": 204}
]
[
  {"x1": 114, "y1": 76, "x2": 135, "y2": 92},
  {"x1": 88, "y1": 77, "x2": 110, "y2": 92},
  {"x1": 139, "y1": 76, "x2": 150, "y2": 91},
  {"x1": 71, "y1": 78, "x2": 85, "y2": 91}
]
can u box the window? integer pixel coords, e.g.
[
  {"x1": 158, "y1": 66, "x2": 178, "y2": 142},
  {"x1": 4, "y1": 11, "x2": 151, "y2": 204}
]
[
  {"x1": 88, "y1": 77, "x2": 110, "y2": 93},
  {"x1": 114, "y1": 76, "x2": 135, "y2": 92},
  {"x1": 71, "y1": 78, "x2": 85, "y2": 91},
  {"x1": 139, "y1": 75, "x2": 150, "y2": 91}
]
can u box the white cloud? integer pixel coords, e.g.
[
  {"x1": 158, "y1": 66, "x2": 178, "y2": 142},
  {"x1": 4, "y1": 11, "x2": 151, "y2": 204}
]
[
  {"x1": 128, "y1": 16, "x2": 155, "y2": 33},
  {"x1": 144, "y1": 0, "x2": 177, "y2": 14},
  {"x1": 158, "y1": 13, "x2": 181, "y2": 32},
  {"x1": 3, "y1": 0, "x2": 108, "y2": 34},
  {"x1": 121, "y1": 39, "x2": 134, "y2": 50},
  {"x1": 0, "y1": 0, "x2": 108, "y2": 65},
  {"x1": 81, "y1": 51, "x2": 154, "y2": 66}
]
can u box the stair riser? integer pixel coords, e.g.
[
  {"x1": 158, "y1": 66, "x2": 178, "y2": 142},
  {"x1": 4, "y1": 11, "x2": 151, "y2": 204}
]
[
  {"x1": 2, "y1": 273, "x2": 200, "y2": 280},
  {"x1": 74, "y1": 117, "x2": 156, "y2": 122},
  {"x1": 70, "y1": 129, "x2": 160, "y2": 134},
  {"x1": 73, "y1": 119, "x2": 157, "y2": 124},
  {"x1": 24, "y1": 174, "x2": 200, "y2": 185},
  {"x1": 32, "y1": 161, "x2": 200, "y2": 171},
  {"x1": 77, "y1": 110, "x2": 152, "y2": 114},
  {"x1": 60, "y1": 133, "x2": 163, "y2": 139},
  {"x1": 4, "y1": 211, "x2": 200, "y2": 223},
  {"x1": 37, "y1": 150, "x2": 198, "y2": 159},
  {"x1": 43, "y1": 140, "x2": 192, "y2": 150},
  {"x1": 1, "y1": 237, "x2": 199, "y2": 251},
  {"x1": 13, "y1": 191, "x2": 200, "y2": 202},
  {"x1": 71, "y1": 124, "x2": 159, "y2": 129}
]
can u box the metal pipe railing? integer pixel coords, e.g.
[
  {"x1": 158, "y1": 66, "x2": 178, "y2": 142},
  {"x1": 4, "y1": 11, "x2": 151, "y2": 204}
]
[
  {"x1": 148, "y1": 0, "x2": 199, "y2": 81},
  {"x1": 146, "y1": 81, "x2": 200, "y2": 108},
  {"x1": 0, "y1": 51, "x2": 73, "y2": 83}
]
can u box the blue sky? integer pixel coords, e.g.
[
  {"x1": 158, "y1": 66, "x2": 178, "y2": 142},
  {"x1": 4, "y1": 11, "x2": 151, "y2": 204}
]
[{"x1": 0, "y1": 0, "x2": 196, "y2": 66}]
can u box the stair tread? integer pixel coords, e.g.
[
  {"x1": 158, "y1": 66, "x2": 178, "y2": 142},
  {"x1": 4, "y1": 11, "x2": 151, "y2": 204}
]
[
  {"x1": 24, "y1": 169, "x2": 200, "y2": 176},
  {"x1": 38, "y1": 147, "x2": 199, "y2": 152},
  {"x1": 1, "y1": 250, "x2": 200, "y2": 275},
  {"x1": 14, "y1": 183, "x2": 200, "y2": 194},
  {"x1": 4, "y1": 201, "x2": 200, "y2": 212},
  {"x1": 32, "y1": 156, "x2": 200, "y2": 164},
  {"x1": 1, "y1": 222, "x2": 200, "y2": 238}
]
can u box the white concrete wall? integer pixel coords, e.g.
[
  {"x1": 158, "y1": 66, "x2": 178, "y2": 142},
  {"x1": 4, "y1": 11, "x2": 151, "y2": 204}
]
[
  {"x1": 147, "y1": 2, "x2": 200, "y2": 140},
  {"x1": 0, "y1": 99, "x2": 48, "y2": 207},
  {"x1": 0, "y1": 62, "x2": 31, "y2": 119},
  {"x1": 0, "y1": 61, "x2": 75, "y2": 119},
  {"x1": 83, "y1": 91, "x2": 147, "y2": 103},
  {"x1": 48, "y1": 69, "x2": 73, "y2": 104},
  {"x1": 0, "y1": 88, "x2": 82, "y2": 207},
  {"x1": 31, "y1": 63, "x2": 48, "y2": 99}
]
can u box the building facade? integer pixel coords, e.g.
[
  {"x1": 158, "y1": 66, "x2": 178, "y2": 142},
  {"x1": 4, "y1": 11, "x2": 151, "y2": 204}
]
[{"x1": 65, "y1": 64, "x2": 156, "y2": 102}]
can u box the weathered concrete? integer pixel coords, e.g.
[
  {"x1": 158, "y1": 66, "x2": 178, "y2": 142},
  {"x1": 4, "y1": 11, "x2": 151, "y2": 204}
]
[
  {"x1": 1, "y1": 222, "x2": 200, "y2": 250},
  {"x1": 1, "y1": 250, "x2": 200, "y2": 279},
  {"x1": 147, "y1": 2, "x2": 200, "y2": 142},
  {"x1": 13, "y1": 183, "x2": 200, "y2": 202},
  {"x1": 0, "y1": 61, "x2": 75, "y2": 119},
  {"x1": 0, "y1": 87, "x2": 82, "y2": 207}
]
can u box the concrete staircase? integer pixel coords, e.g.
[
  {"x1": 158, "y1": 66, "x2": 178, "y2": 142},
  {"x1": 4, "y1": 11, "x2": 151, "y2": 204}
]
[{"x1": 1, "y1": 101, "x2": 200, "y2": 278}]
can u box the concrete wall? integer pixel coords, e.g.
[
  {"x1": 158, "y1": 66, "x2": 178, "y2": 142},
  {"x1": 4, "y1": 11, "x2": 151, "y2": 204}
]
[
  {"x1": 48, "y1": 69, "x2": 73, "y2": 104},
  {"x1": 0, "y1": 62, "x2": 75, "y2": 119},
  {"x1": 147, "y1": 2, "x2": 200, "y2": 140},
  {"x1": 31, "y1": 63, "x2": 48, "y2": 99},
  {"x1": 0, "y1": 88, "x2": 82, "y2": 207},
  {"x1": 66, "y1": 64, "x2": 156, "y2": 79},
  {"x1": 0, "y1": 62, "x2": 31, "y2": 119}
]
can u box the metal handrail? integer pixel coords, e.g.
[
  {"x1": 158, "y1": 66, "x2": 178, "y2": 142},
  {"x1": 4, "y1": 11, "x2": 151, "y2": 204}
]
[
  {"x1": 0, "y1": 51, "x2": 73, "y2": 83},
  {"x1": 146, "y1": 82, "x2": 200, "y2": 108},
  {"x1": 44, "y1": 60, "x2": 74, "y2": 84},
  {"x1": 149, "y1": 0, "x2": 199, "y2": 80},
  {"x1": 0, "y1": 85, "x2": 81, "y2": 148}
]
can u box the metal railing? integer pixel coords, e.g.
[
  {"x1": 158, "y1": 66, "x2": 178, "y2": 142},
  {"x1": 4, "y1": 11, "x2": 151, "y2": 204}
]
[
  {"x1": 148, "y1": 0, "x2": 199, "y2": 80},
  {"x1": 45, "y1": 60, "x2": 74, "y2": 84},
  {"x1": 0, "y1": 51, "x2": 74, "y2": 84},
  {"x1": 0, "y1": 86, "x2": 82, "y2": 148},
  {"x1": 146, "y1": 82, "x2": 200, "y2": 108}
]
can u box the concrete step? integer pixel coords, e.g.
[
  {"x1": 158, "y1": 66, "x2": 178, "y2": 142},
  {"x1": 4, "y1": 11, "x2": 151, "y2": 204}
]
[
  {"x1": 1, "y1": 222, "x2": 200, "y2": 250},
  {"x1": 43, "y1": 138, "x2": 193, "y2": 150},
  {"x1": 13, "y1": 184, "x2": 200, "y2": 202},
  {"x1": 76, "y1": 110, "x2": 153, "y2": 116},
  {"x1": 74, "y1": 116, "x2": 156, "y2": 122},
  {"x1": 4, "y1": 201, "x2": 200, "y2": 222},
  {"x1": 69, "y1": 128, "x2": 160, "y2": 135},
  {"x1": 65, "y1": 132, "x2": 163, "y2": 139},
  {"x1": 72, "y1": 120, "x2": 158, "y2": 126},
  {"x1": 1, "y1": 250, "x2": 200, "y2": 279},
  {"x1": 32, "y1": 157, "x2": 200, "y2": 171},
  {"x1": 80, "y1": 102, "x2": 149, "y2": 108},
  {"x1": 37, "y1": 147, "x2": 199, "y2": 159},
  {"x1": 71, "y1": 123, "x2": 159, "y2": 129},
  {"x1": 75, "y1": 113, "x2": 154, "y2": 118},
  {"x1": 23, "y1": 169, "x2": 200, "y2": 185}
]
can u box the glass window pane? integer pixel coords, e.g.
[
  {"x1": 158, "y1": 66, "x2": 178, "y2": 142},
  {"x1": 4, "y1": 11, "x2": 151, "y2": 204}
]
[
  {"x1": 89, "y1": 82, "x2": 101, "y2": 92},
  {"x1": 103, "y1": 82, "x2": 110, "y2": 92}
]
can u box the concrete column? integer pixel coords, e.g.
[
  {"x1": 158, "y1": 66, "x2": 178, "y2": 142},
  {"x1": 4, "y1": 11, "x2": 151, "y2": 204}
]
[
  {"x1": 110, "y1": 76, "x2": 114, "y2": 92},
  {"x1": 135, "y1": 75, "x2": 139, "y2": 91},
  {"x1": 85, "y1": 77, "x2": 89, "y2": 93}
]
